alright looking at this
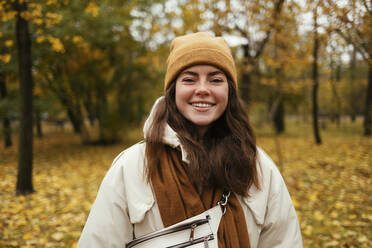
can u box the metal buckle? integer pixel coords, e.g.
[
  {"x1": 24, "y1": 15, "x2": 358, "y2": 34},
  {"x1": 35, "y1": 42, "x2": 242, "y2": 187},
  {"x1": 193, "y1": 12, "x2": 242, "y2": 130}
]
[{"x1": 217, "y1": 191, "x2": 231, "y2": 215}]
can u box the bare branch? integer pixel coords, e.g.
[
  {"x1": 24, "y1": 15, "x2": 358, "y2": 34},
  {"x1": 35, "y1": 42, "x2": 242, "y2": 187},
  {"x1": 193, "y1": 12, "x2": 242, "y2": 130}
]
[
  {"x1": 335, "y1": 28, "x2": 368, "y2": 61},
  {"x1": 254, "y1": 32, "x2": 271, "y2": 59},
  {"x1": 254, "y1": 0, "x2": 285, "y2": 59},
  {"x1": 361, "y1": 0, "x2": 372, "y2": 16},
  {"x1": 234, "y1": 22, "x2": 248, "y2": 38},
  {"x1": 242, "y1": 43, "x2": 251, "y2": 61},
  {"x1": 353, "y1": 28, "x2": 370, "y2": 56},
  {"x1": 326, "y1": 0, "x2": 370, "y2": 60}
]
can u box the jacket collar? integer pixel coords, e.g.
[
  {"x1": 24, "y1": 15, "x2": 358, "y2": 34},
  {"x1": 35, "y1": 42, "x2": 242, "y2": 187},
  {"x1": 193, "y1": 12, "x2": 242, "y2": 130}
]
[{"x1": 143, "y1": 96, "x2": 189, "y2": 163}]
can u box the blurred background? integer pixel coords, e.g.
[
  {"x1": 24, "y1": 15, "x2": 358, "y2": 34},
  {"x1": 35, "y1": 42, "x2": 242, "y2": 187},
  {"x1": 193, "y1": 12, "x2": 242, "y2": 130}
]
[{"x1": 0, "y1": 0, "x2": 371, "y2": 247}]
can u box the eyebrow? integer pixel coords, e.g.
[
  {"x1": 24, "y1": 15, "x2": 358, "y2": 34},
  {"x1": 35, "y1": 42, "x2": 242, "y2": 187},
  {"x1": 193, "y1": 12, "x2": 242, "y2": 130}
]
[{"x1": 180, "y1": 70, "x2": 225, "y2": 77}]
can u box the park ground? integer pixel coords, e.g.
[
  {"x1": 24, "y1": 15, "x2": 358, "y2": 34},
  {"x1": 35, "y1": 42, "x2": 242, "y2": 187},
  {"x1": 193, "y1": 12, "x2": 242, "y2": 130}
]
[{"x1": 0, "y1": 118, "x2": 371, "y2": 247}]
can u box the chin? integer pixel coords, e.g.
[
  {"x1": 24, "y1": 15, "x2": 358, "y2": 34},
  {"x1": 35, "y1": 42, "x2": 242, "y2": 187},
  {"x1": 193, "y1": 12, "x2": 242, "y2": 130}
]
[{"x1": 191, "y1": 120, "x2": 212, "y2": 126}]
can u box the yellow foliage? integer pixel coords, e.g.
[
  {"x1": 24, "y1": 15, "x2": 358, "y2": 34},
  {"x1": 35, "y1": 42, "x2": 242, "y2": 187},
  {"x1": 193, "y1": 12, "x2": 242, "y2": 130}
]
[
  {"x1": 0, "y1": 54, "x2": 11, "y2": 63},
  {"x1": 260, "y1": 78, "x2": 276, "y2": 86},
  {"x1": 46, "y1": 12, "x2": 58, "y2": 19},
  {"x1": 47, "y1": 36, "x2": 65, "y2": 53},
  {"x1": 314, "y1": 211, "x2": 324, "y2": 221},
  {"x1": 258, "y1": 129, "x2": 371, "y2": 247},
  {"x1": 36, "y1": 12, "x2": 62, "y2": 28},
  {"x1": 72, "y1": 35, "x2": 83, "y2": 44},
  {"x1": 92, "y1": 48, "x2": 104, "y2": 60},
  {"x1": 2, "y1": 10, "x2": 17, "y2": 22},
  {"x1": 22, "y1": 232, "x2": 33, "y2": 240},
  {"x1": 330, "y1": 211, "x2": 338, "y2": 218},
  {"x1": 308, "y1": 192, "x2": 318, "y2": 202},
  {"x1": 51, "y1": 232, "x2": 64, "y2": 241},
  {"x1": 5, "y1": 40, "x2": 13, "y2": 47},
  {"x1": 29, "y1": 4, "x2": 43, "y2": 18},
  {"x1": 20, "y1": 11, "x2": 33, "y2": 21},
  {"x1": 135, "y1": 56, "x2": 149, "y2": 65},
  {"x1": 34, "y1": 86, "x2": 42, "y2": 96},
  {"x1": 36, "y1": 36, "x2": 45, "y2": 43},
  {"x1": 10, "y1": 241, "x2": 18, "y2": 246},
  {"x1": 85, "y1": 2, "x2": 99, "y2": 17},
  {"x1": 303, "y1": 225, "x2": 312, "y2": 236},
  {"x1": 46, "y1": 0, "x2": 57, "y2": 5},
  {"x1": 28, "y1": 3, "x2": 38, "y2": 8},
  {"x1": 32, "y1": 18, "x2": 43, "y2": 25}
]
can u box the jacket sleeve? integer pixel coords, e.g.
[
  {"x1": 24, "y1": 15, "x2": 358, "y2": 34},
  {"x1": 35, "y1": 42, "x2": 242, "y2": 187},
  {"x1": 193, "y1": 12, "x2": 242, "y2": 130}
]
[
  {"x1": 78, "y1": 151, "x2": 133, "y2": 248},
  {"x1": 257, "y1": 151, "x2": 303, "y2": 248}
]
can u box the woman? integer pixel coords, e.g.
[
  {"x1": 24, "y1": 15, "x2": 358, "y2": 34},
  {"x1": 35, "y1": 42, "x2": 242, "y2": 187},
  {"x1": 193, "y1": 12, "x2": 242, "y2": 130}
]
[{"x1": 78, "y1": 32, "x2": 302, "y2": 247}]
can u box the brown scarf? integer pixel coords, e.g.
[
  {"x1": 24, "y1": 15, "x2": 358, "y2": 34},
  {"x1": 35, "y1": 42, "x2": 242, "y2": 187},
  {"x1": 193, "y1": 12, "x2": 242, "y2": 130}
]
[{"x1": 150, "y1": 146, "x2": 251, "y2": 248}]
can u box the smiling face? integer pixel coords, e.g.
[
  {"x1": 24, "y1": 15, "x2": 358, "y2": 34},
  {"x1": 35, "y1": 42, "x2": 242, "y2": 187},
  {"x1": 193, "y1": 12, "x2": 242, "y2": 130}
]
[{"x1": 175, "y1": 65, "x2": 229, "y2": 135}]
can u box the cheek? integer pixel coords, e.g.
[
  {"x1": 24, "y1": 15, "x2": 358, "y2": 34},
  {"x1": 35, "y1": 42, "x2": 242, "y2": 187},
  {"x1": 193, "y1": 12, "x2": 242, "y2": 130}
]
[
  {"x1": 175, "y1": 93, "x2": 181, "y2": 111},
  {"x1": 218, "y1": 86, "x2": 229, "y2": 109},
  {"x1": 175, "y1": 84, "x2": 188, "y2": 110},
  {"x1": 175, "y1": 84, "x2": 181, "y2": 107}
]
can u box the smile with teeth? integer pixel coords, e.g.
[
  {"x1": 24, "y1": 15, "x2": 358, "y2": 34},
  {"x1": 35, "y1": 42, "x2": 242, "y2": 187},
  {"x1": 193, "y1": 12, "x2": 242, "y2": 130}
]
[{"x1": 191, "y1": 102, "x2": 214, "y2": 108}]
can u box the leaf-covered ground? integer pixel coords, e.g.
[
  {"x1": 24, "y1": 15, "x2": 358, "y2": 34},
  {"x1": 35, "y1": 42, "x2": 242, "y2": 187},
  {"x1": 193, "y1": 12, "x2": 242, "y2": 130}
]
[{"x1": 0, "y1": 122, "x2": 371, "y2": 247}]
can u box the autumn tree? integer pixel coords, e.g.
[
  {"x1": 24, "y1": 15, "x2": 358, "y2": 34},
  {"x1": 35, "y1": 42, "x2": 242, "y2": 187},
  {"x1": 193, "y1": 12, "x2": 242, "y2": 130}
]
[
  {"x1": 33, "y1": 1, "x2": 162, "y2": 144},
  {"x1": 327, "y1": 34, "x2": 343, "y2": 126},
  {"x1": 349, "y1": 46, "x2": 358, "y2": 122},
  {"x1": 0, "y1": 0, "x2": 68, "y2": 194},
  {"x1": 14, "y1": 0, "x2": 34, "y2": 194},
  {"x1": 0, "y1": 73, "x2": 12, "y2": 147},
  {"x1": 0, "y1": 20, "x2": 15, "y2": 148},
  {"x1": 202, "y1": 0, "x2": 285, "y2": 104},
  {"x1": 259, "y1": 0, "x2": 303, "y2": 134},
  {"x1": 326, "y1": 0, "x2": 372, "y2": 136},
  {"x1": 311, "y1": 1, "x2": 322, "y2": 144}
]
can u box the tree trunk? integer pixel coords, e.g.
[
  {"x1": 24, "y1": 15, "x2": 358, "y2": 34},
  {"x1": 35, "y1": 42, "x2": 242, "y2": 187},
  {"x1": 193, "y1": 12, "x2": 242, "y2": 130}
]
[
  {"x1": 240, "y1": 44, "x2": 253, "y2": 104},
  {"x1": 349, "y1": 48, "x2": 357, "y2": 122},
  {"x1": 65, "y1": 103, "x2": 81, "y2": 133},
  {"x1": 0, "y1": 75, "x2": 12, "y2": 147},
  {"x1": 15, "y1": 1, "x2": 34, "y2": 195},
  {"x1": 97, "y1": 88, "x2": 113, "y2": 144},
  {"x1": 272, "y1": 32, "x2": 285, "y2": 134},
  {"x1": 363, "y1": 64, "x2": 372, "y2": 136},
  {"x1": 274, "y1": 98, "x2": 285, "y2": 134},
  {"x1": 3, "y1": 117, "x2": 12, "y2": 147},
  {"x1": 83, "y1": 92, "x2": 95, "y2": 126},
  {"x1": 35, "y1": 105, "x2": 43, "y2": 138},
  {"x1": 240, "y1": 70, "x2": 252, "y2": 104},
  {"x1": 60, "y1": 96, "x2": 90, "y2": 141},
  {"x1": 312, "y1": 6, "x2": 322, "y2": 145},
  {"x1": 329, "y1": 80, "x2": 341, "y2": 126},
  {"x1": 77, "y1": 103, "x2": 90, "y2": 144},
  {"x1": 329, "y1": 58, "x2": 341, "y2": 127}
]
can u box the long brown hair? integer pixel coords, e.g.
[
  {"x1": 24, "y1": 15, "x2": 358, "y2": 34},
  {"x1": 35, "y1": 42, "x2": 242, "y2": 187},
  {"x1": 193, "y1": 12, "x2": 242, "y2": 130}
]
[{"x1": 145, "y1": 78, "x2": 259, "y2": 196}]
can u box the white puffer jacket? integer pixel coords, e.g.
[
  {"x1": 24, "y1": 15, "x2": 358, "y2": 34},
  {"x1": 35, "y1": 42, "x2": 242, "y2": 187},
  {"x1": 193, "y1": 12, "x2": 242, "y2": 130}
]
[{"x1": 78, "y1": 97, "x2": 303, "y2": 248}]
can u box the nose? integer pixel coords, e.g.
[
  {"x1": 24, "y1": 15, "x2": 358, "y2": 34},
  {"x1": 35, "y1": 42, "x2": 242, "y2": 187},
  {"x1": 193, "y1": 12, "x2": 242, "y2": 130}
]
[{"x1": 195, "y1": 79, "x2": 210, "y2": 96}]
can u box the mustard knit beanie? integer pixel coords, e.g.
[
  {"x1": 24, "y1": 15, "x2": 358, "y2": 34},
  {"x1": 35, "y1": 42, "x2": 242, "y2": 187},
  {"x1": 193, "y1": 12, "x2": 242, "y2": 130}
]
[{"x1": 164, "y1": 32, "x2": 237, "y2": 91}]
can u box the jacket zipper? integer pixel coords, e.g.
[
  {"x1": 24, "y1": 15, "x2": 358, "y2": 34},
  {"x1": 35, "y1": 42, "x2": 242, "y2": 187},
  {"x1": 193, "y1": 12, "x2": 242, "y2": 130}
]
[
  {"x1": 126, "y1": 216, "x2": 210, "y2": 248},
  {"x1": 166, "y1": 234, "x2": 214, "y2": 248}
]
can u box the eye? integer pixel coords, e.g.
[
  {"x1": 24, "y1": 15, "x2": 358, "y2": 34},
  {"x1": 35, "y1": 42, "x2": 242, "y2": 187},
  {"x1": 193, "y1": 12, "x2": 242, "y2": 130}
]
[
  {"x1": 211, "y1": 78, "x2": 224, "y2": 83},
  {"x1": 182, "y1": 77, "x2": 195, "y2": 83}
]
